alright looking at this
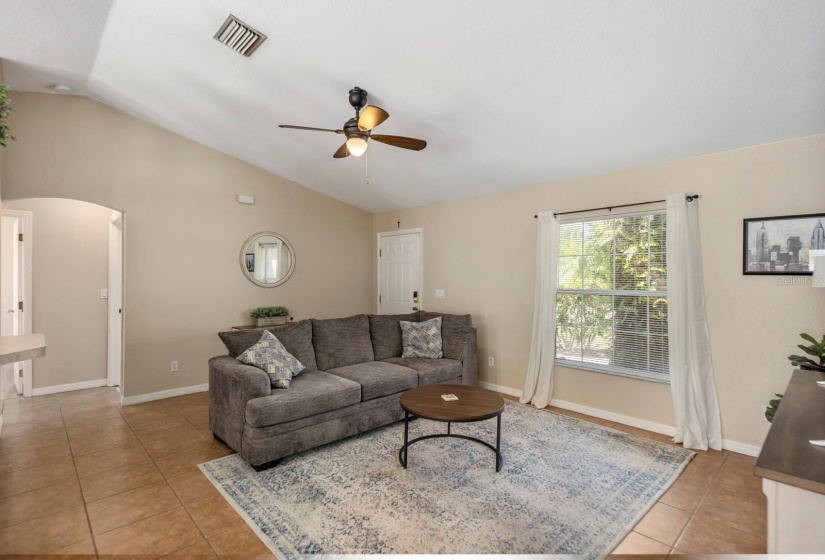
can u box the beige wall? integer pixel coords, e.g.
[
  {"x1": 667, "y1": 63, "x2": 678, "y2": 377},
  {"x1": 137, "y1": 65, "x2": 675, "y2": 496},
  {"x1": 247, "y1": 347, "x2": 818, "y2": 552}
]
[
  {"x1": 374, "y1": 134, "x2": 825, "y2": 448},
  {"x1": 1, "y1": 93, "x2": 374, "y2": 398},
  {"x1": 4, "y1": 198, "x2": 110, "y2": 390}
]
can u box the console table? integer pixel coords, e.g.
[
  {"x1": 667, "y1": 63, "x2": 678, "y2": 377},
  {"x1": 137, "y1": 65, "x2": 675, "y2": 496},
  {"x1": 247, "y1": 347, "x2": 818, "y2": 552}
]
[
  {"x1": 230, "y1": 322, "x2": 293, "y2": 331},
  {"x1": 755, "y1": 369, "x2": 825, "y2": 553}
]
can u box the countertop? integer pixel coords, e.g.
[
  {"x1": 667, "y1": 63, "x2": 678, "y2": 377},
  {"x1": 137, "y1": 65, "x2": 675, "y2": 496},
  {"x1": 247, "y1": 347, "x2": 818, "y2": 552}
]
[{"x1": 0, "y1": 334, "x2": 46, "y2": 366}]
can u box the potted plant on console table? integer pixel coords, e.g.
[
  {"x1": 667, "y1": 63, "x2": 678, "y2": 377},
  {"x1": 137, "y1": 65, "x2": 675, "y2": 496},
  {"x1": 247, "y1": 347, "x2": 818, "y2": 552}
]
[
  {"x1": 766, "y1": 332, "x2": 825, "y2": 422},
  {"x1": 250, "y1": 306, "x2": 290, "y2": 327}
]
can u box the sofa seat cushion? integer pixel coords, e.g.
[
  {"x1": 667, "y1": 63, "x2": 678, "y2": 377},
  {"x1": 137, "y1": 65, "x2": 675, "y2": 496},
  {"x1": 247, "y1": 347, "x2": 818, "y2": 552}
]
[
  {"x1": 312, "y1": 315, "x2": 375, "y2": 371},
  {"x1": 382, "y1": 357, "x2": 463, "y2": 386},
  {"x1": 245, "y1": 371, "x2": 361, "y2": 427},
  {"x1": 327, "y1": 361, "x2": 418, "y2": 402}
]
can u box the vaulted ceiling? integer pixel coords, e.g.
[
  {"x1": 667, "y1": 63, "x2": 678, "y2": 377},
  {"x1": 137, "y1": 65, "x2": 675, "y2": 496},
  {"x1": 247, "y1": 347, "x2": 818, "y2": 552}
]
[{"x1": 2, "y1": 1, "x2": 825, "y2": 212}]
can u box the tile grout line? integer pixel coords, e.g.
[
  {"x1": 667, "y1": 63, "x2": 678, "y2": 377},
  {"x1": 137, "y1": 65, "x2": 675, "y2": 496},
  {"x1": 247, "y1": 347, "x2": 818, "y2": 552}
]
[
  {"x1": 179, "y1": 405, "x2": 231, "y2": 559},
  {"x1": 78, "y1": 406, "x2": 189, "y2": 503},
  {"x1": 176, "y1": 401, "x2": 231, "y2": 559},
  {"x1": 80, "y1": 399, "x2": 190, "y2": 550},
  {"x1": 58, "y1": 394, "x2": 103, "y2": 559},
  {"x1": 99, "y1": 399, "x2": 217, "y2": 555},
  {"x1": 668, "y1": 452, "x2": 730, "y2": 552}
]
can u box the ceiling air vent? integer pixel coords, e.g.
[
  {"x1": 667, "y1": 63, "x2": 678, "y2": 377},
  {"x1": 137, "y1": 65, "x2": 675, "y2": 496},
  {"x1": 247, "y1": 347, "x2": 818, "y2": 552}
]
[{"x1": 214, "y1": 15, "x2": 267, "y2": 57}]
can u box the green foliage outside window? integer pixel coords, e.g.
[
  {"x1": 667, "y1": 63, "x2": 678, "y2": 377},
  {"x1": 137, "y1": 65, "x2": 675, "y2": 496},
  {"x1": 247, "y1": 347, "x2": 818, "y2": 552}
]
[
  {"x1": 0, "y1": 84, "x2": 14, "y2": 147},
  {"x1": 556, "y1": 213, "x2": 669, "y2": 378}
]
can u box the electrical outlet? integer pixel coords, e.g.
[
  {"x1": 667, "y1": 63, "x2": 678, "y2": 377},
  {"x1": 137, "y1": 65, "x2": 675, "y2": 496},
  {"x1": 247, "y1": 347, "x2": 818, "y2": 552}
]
[
  {"x1": 488, "y1": 357, "x2": 495, "y2": 367},
  {"x1": 435, "y1": 289, "x2": 445, "y2": 299},
  {"x1": 171, "y1": 361, "x2": 179, "y2": 372}
]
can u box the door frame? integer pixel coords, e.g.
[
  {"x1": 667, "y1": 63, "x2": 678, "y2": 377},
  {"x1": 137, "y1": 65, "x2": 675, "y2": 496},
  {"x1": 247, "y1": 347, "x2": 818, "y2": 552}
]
[
  {"x1": 1, "y1": 209, "x2": 34, "y2": 397},
  {"x1": 107, "y1": 212, "x2": 124, "y2": 388},
  {"x1": 376, "y1": 227, "x2": 423, "y2": 314}
]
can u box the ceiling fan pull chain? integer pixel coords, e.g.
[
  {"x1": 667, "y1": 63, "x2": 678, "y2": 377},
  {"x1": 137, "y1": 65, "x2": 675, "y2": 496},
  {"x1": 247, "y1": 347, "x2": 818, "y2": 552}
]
[{"x1": 365, "y1": 150, "x2": 370, "y2": 184}]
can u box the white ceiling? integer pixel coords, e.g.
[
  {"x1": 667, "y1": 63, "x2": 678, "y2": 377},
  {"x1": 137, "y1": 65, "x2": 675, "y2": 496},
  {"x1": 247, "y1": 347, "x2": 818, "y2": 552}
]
[{"x1": 2, "y1": 1, "x2": 825, "y2": 213}]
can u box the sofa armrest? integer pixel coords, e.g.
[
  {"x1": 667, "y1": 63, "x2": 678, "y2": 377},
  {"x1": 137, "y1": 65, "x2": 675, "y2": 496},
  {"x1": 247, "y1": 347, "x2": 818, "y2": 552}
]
[
  {"x1": 208, "y1": 356, "x2": 271, "y2": 452},
  {"x1": 459, "y1": 328, "x2": 478, "y2": 386}
]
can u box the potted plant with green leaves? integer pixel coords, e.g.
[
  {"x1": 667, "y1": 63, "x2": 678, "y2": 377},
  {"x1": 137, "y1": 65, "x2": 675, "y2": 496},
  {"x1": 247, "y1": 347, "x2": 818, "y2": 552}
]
[
  {"x1": 788, "y1": 333, "x2": 825, "y2": 372},
  {"x1": 766, "y1": 333, "x2": 825, "y2": 422},
  {"x1": 0, "y1": 84, "x2": 15, "y2": 147},
  {"x1": 250, "y1": 306, "x2": 290, "y2": 327}
]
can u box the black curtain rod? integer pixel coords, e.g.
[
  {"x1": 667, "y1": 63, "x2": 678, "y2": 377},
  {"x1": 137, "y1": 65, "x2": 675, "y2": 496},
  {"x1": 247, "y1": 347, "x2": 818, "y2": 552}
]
[{"x1": 534, "y1": 194, "x2": 699, "y2": 219}]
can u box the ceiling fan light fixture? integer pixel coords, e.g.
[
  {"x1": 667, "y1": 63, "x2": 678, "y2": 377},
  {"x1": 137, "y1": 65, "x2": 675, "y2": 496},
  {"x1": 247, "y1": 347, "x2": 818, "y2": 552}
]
[{"x1": 346, "y1": 135, "x2": 368, "y2": 157}]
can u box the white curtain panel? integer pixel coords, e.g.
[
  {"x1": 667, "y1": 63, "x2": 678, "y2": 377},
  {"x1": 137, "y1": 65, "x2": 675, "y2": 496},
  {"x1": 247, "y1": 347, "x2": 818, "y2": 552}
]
[
  {"x1": 521, "y1": 211, "x2": 560, "y2": 409},
  {"x1": 666, "y1": 194, "x2": 723, "y2": 451}
]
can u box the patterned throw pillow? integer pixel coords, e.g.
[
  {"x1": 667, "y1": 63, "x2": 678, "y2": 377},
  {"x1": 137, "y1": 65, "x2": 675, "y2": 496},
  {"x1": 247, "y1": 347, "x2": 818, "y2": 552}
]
[
  {"x1": 400, "y1": 317, "x2": 443, "y2": 359},
  {"x1": 237, "y1": 330, "x2": 305, "y2": 389}
]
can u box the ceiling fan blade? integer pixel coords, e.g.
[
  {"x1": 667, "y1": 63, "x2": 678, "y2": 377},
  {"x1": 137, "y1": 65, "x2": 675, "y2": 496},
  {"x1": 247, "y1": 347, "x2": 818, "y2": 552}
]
[
  {"x1": 279, "y1": 125, "x2": 344, "y2": 134},
  {"x1": 333, "y1": 142, "x2": 351, "y2": 158},
  {"x1": 370, "y1": 135, "x2": 427, "y2": 151},
  {"x1": 357, "y1": 106, "x2": 389, "y2": 131}
]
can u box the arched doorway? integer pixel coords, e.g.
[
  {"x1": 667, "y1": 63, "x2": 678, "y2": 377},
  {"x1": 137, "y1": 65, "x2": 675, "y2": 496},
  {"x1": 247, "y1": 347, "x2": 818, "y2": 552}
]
[{"x1": 1, "y1": 197, "x2": 125, "y2": 398}]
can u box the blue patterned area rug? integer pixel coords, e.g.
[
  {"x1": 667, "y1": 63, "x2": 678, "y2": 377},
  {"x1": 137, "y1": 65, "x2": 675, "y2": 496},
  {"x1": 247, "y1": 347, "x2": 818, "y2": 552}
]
[{"x1": 200, "y1": 402, "x2": 692, "y2": 559}]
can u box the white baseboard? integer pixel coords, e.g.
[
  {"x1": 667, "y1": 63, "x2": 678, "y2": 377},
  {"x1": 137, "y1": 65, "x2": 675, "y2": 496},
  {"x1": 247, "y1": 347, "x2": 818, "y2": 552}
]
[
  {"x1": 32, "y1": 378, "x2": 108, "y2": 396},
  {"x1": 479, "y1": 380, "x2": 761, "y2": 457},
  {"x1": 549, "y1": 396, "x2": 678, "y2": 436},
  {"x1": 478, "y1": 381, "x2": 523, "y2": 399},
  {"x1": 121, "y1": 383, "x2": 208, "y2": 406},
  {"x1": 720, "y1": 439, "x2": 762, "y2": 457}
]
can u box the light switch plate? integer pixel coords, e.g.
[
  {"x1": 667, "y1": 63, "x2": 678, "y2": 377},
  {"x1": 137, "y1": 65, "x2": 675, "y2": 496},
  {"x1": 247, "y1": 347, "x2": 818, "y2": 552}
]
[
  {"x1": 100, "y1": 289, "x2": 108, "y2": 299},
  {"x1": 435, "y1": 289, "x2": 445, "y2": 299}
]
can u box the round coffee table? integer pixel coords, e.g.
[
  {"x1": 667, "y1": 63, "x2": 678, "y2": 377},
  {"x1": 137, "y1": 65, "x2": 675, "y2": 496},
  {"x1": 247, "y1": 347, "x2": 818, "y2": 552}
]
[{"x1": 398, "y1": 384, "x2": 505, "y2": 472}]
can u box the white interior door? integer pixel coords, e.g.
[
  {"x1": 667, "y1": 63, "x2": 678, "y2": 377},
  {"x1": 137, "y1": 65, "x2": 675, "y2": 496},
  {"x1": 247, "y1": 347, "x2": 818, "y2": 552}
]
[
  {"x1": 378, "y1": 230, "x2": 422, "y2": 315},
  {"x1": 1, "y1": 214, "x2": 28, "y2": 396},
  {"x1": 107, "y1": 212, "x2": 123, "y2": 387}
]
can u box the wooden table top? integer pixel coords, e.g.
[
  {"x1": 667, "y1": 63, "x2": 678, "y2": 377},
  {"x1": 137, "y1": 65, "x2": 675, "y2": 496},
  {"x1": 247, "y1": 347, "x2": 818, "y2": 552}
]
[
  {"x1": 755, "y1": 369, "x2": 825, "y2": 495},
  {"x1": 400, "y1": 384, "x2": 504, "y2": 422}
]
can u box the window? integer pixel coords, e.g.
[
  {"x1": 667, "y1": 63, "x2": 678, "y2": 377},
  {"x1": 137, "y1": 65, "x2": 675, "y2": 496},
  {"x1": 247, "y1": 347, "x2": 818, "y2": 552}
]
[{"x1": 555, "y1": 211, "x2": 669, "y2": 382}]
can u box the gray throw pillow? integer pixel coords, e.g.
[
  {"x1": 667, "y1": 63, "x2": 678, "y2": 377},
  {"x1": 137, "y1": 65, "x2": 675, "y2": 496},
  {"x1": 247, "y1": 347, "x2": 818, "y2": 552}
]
[
  {"x1": 400, "y1": 317, "x2": 443, "y2": 359},
  {"x1": 236, "y1": 330, "x2": 305, "y2": 389}
]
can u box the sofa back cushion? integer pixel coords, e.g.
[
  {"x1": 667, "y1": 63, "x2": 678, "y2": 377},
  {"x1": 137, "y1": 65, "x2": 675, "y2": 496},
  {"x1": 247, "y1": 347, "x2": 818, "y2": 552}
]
[
  {"x1": 368, "y1": 312, "x2": 420, "y2": 360},
  {"x1": 312, "y1": 314, "x2": 374, "y2": 371},
  {"x1": 218, "y1": 319, "x2": 318, "y2": 373},
  {"x1": 419, "y1": 311, "x2": 473, "y2": 360}
]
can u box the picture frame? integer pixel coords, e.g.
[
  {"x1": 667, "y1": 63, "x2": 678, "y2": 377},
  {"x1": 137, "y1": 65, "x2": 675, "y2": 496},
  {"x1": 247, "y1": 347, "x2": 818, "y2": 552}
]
[
  {"x1": 245, "y1": 253, "x2": 255, "y2": 273},
  {"x1": 743, "y1": 213, "x2": 825, "y2": 275}
]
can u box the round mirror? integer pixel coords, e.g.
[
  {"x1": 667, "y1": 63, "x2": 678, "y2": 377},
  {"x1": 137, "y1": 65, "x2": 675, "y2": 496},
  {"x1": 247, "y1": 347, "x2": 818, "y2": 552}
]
[{"x1": 240, "y1": 232, "x2": 295, "y2": 287}]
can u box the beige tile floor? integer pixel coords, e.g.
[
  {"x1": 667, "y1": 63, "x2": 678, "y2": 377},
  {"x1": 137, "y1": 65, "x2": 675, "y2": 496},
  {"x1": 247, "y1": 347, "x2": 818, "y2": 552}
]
[{"x1": 0, "y1": 387, "x2": 765, "y2": 558}]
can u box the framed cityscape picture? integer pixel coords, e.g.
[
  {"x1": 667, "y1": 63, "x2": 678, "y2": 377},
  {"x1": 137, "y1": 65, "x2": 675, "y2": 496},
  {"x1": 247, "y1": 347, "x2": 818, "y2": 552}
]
[{"x1": 743, "y1": 213, "x2": 825, "y2": 275}]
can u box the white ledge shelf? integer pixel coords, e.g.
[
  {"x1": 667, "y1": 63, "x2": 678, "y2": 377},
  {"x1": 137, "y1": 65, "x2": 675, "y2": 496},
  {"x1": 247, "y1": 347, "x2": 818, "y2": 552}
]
[{"x1": 0, "y1": 334, "x2": 46, "y2": 365}]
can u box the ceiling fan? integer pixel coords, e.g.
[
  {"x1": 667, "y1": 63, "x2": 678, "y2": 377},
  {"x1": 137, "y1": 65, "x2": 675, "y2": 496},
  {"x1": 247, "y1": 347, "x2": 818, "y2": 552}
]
[{"x1": 279, "y1": 87, "x2": 427, "y2": 159}]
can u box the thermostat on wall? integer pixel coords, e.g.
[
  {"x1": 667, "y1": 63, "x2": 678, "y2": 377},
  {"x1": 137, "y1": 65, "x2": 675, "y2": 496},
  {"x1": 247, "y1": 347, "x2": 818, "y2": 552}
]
[{"x1": 237, "y1": 194, "x2": 255, "y2": 205}]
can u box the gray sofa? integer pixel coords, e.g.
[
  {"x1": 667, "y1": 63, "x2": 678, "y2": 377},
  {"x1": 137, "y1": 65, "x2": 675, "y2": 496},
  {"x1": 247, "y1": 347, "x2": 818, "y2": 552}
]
[{"x1": 209, "y1": 311, "x2": 478, "y2": 470}]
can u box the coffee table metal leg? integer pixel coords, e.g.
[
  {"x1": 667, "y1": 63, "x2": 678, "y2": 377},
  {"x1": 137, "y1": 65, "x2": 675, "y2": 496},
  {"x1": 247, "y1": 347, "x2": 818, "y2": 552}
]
[
  {"x1": 495, "y1": 414, "x2": 503, "y2": 472},
  {"x1": 399, "y1": 410, "x2": 409, "y2": 468},
  {"x1": 447, "y1": 421, "x2": 451, "y2": 435}
]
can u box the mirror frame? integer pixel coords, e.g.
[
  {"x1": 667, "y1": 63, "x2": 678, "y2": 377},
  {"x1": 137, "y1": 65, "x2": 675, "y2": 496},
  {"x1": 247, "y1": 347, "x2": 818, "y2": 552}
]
[{"x1": 240, "y1": 231, "x2": 296, "y2": 288}]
